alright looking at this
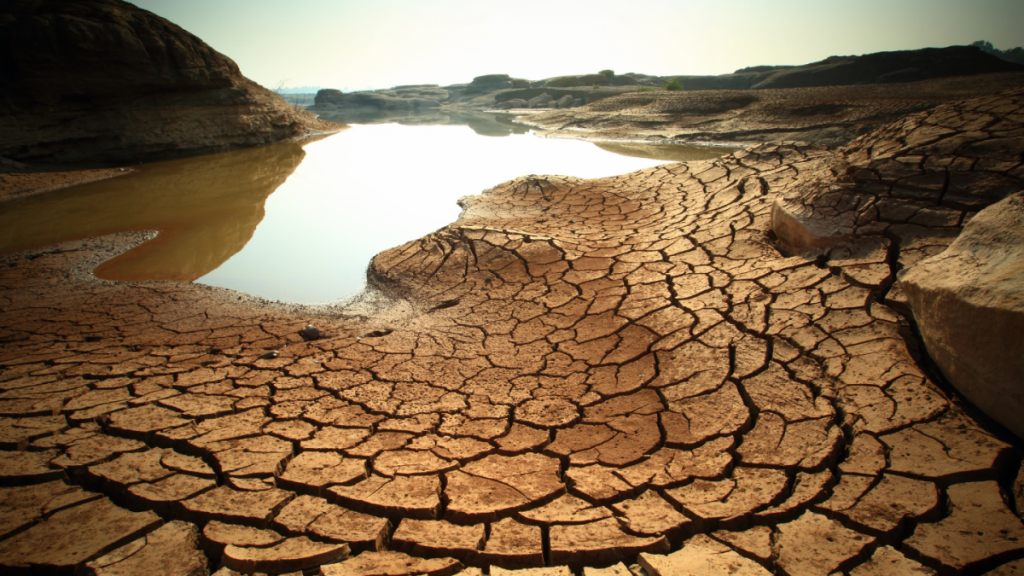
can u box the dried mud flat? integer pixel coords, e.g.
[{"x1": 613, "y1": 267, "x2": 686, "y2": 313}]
[
  {"x1": 1, "y1": 88, "x2": 1024, "y2": 576},
  {"x1": 519, "y1": 72, "x2": 1024, "y2": 147}
]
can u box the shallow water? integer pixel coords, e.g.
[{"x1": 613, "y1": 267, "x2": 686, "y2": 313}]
[{"x1": 1, "y1": 121, "x2": 739, "y2": 304}]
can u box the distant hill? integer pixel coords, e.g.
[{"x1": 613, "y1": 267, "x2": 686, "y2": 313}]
[
  {"x1": 634, "y1": 45, "x2": 1024, "y2": 91},
  {"x1": 312, "y1": 45, "x2": 1024, "y2": 118}
]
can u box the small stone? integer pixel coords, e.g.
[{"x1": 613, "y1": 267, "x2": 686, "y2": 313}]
[{"x1": 299, "y1": 325, "x2": 321, "y2": 341}]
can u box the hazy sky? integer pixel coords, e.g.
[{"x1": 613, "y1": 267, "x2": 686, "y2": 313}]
[{"x1": 131, "y1": 0, "x2": 1024, "y2": 92}]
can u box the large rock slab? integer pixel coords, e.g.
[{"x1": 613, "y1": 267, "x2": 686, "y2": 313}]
[{"x1": 899, "y1": 191, "x2": 1024, "y2": 439}]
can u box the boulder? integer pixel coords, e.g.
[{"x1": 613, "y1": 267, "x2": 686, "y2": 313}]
[
  {"x1": 898, "y1": 191, "x2": 1024, "y2": 439},
  {"x1": 556, "y1": 95, "x2": 574, "y2": 109},
  {"x1": 0, "y1": 0, "x2": 337, "y2": 165},
  {"x1": 528, "y1": 94, "x2": 555, "y2": 109}
]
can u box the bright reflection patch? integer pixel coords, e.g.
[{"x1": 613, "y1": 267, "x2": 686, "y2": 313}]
[{"x1": 198, "y1": 124, "x2": 682, "y2": 303}]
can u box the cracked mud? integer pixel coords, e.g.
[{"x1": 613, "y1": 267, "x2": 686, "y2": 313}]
[{"x1": 1, "y1": 89, "x2": 1023, "y2": 575}]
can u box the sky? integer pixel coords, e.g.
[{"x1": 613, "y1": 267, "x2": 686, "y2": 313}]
[{"x1": 130, "y1": 0, "x2": 1024, "y2": 92}]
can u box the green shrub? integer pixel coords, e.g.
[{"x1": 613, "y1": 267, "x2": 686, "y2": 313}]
[
  {"x1": 664, "y1": 80, "x2": 684, "y2": 91},
  {"x1": 637, "y1": 86, "x2": 656, "y2": 92},
  {"x1": 599, "y1": 69, "x2": 614, "y2": 77},
  {"x1": 593, "y1": 83, "x2": 600, "y2": 89}
]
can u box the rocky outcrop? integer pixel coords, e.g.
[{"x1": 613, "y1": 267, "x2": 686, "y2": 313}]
[
  {"x1": 898, "y1": 192, "x2": 1024, "y2": 439},
  {"x1": 518, "y1": 73, "x2": 1024, "y2": 146},
  {"x1": 314, "y1": 90, "x2": 442, "y2": 111},
  {"x1": 0, "y1": 0, "x2": 340, "y2": 166}
]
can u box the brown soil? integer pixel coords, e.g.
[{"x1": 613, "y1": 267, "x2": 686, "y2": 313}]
[{"x1": 1, "y1": 87, "x2": 1023, "y2": 576}]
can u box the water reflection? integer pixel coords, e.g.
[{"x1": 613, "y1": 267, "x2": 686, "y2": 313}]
[
  {"x1": 1, "y1": 123, "x2": 739, "y2": 304},
  {"x1": 316, "y1": 110, "x2": 532, "y2": 137},
  {"x1": 0, "y1": 140, "x2": 309, "y2": 281}
]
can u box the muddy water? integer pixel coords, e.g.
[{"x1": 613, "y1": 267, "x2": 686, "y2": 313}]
[
  {"x1": 1, "y1": 121, "x2": 739, "y2": 304},
  {"x1": 0, "y1": 141, "x2": 305, "y2": 282}
]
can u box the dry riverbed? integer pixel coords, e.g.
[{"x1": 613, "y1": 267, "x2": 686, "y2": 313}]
[{"x1": 1, "y1": 85, "x2": 1023, "y2": 576}]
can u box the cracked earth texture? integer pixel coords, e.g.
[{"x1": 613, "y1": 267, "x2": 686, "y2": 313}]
[
  {"x1": 1, "y1": 89, "x2": 1023, "y2": 575},
  {"x1": 519, "y1": 72, "x2": 1024, "y2": 148}
]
